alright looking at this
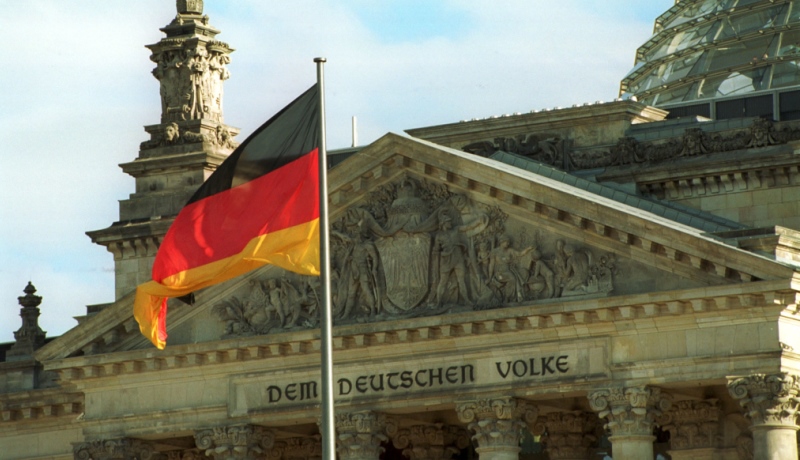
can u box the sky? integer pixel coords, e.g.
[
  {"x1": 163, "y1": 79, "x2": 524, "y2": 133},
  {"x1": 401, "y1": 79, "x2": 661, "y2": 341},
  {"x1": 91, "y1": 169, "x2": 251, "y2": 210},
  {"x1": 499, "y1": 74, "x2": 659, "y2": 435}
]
[{"x1": 0, "y1": 0, "x2": 674, "y2": 343}]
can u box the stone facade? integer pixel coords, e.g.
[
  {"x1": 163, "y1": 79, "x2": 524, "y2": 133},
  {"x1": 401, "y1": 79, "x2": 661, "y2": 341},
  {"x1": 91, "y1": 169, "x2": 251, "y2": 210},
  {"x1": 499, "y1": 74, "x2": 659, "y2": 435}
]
[{"x1": 4, "y1": 2, "x2": 800, "y2": 460}]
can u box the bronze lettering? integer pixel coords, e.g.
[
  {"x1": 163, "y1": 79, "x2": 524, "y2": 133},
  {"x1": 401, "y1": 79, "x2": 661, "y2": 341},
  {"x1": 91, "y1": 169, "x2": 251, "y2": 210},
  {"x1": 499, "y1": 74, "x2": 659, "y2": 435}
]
[
  {"x1": 556, "y1": 355, "x2": 569, "y2": 373},
  {"x1": 541, "y1": 357, "x2": 555, "y2": 375},
  {"x1": 356, "y1": 375, "x2": 368, "y2": 393},
  {"x1": 461, "y1": 364, "x2": 474, "y2": 383},
  {"x1": 529, "y1": 357, "x2": 540, "y2": 375},
  {"x1": 267, "y1": 385, "x2": 282, "y2": 403},
  {"x1": 338, "y1": 378, "x2": 352, "y2": 395},
  {"x1": 400, "y1": 371, "x2": 413, "y2": 388},
  {"x1": 387, "y1": 372, "x2": 399, "y2": 390},
  {"x1": 369, "y1": 374, "x2": 384, "y2": 391},
  {"x1": 445, "y1": 366, "x2": 458, "y2": 384},
  {"x1": 429, "y1": 367, "x2": 443, "y2": 386},
  {"x1": 513, "y1": 360, "x2": 527, "y2": 377},
  {"x1": 285, "y1": 383, "x2": 297, "y2": 401},
  {"x1": 496, "y1": 361, "x2": 512, "y2": 378},
  {"x1": 415, "y1": 369, "x2": 428, "y2": 387},
  {"x1": 300, "y1": 381, "x2": 318, "y2": 400}
]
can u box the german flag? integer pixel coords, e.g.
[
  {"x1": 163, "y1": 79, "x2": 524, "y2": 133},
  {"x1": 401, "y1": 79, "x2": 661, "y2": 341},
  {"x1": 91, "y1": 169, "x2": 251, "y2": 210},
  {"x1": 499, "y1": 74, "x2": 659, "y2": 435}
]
[{"x1": 134, "y1": 85, "x2": 321, "y2": 349}]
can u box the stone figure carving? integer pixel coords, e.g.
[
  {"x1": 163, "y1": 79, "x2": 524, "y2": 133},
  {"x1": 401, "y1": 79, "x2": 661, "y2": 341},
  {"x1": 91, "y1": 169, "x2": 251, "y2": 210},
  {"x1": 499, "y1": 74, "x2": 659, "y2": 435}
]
[
  {"x1": 462, "y1": 117, "x2": 800, "y2": 171},
  {"x1": 212, "y1": 275, "x2": 319, "y2": 337},
  {"x1": 431, "y1": 213, "x2": 472, "y2": 306},
  {"x1": 332, "y1": 211, "x2": 384, "y2": 318},
  {"x1": 148, "y1": 32, "x2": 232, "y2": 124},
  {"x1": 211, "y1": 176, "x2": 616, "y2": 338},
  {"x1": 487, "y1": 234, "x2": 534, "y2": 303}
]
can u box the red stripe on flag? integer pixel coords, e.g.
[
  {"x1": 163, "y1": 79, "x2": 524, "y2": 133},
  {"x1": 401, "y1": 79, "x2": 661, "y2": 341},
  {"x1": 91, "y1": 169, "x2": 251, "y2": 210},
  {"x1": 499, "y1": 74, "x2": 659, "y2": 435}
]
[{"x1": 152, "y1": 149, "x2": 319, "y2": 281}]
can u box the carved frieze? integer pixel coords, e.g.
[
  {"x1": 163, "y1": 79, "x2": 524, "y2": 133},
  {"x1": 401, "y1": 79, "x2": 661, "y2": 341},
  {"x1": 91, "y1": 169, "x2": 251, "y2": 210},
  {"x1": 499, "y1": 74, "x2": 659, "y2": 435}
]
[
  {"x1": 212, "y1": 177, "x2": 617, "y2": 339},
  {"x1": 658, "y1": 399, "x2": 722, "y2": 450},
  {"x1": 386, "y1": 423, "x2": 469, "y2": 460},
  {"x1": 73, "y1": 438, "x2": 156, "y2": 460},
  {"x1": 728, "y1": 373, "x2": 800, "y2": 426},
  {"x1": 535, "y1": 411, "x2": 599, "y2": 460},
  {"x1": 271, "y1": 436, "x2": 321, "y2": 460},
  {"x1": 588, "y1": 386, "x2": 672, "y2": 437},
  {"x1": 462, "y1": 117, "x2": 800, "y2": 171},
  {"x1": 194, "y1": 425, "x2": 275, "y2": 460}
]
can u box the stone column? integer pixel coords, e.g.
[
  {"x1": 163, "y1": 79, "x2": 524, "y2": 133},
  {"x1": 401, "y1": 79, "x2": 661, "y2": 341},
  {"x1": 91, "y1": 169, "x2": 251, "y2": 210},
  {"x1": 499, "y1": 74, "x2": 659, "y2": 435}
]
[
  {"x1": 73, "y1": 438, "x2": 156, "y2": 460},
  {"x1": 456, "y1": 397, "x2": 538, "y2": 460},
  {"x1": 588, "y1": 386, "x2": 671, "y2": 460},
  {"x1": 728, "y1": 373, "x2": 800, "y2": 460},
  {"x1": 194, "y1": 425, "x2": 275, "y2": 460},
  {"x1": 535, "y1": 411, "x2": 599, "y2": 460},
  {"x1": 659, "y1": 399, "x2": 722, "y2": 460},
  {"x1": 335, "y1": 411, "x2": 388, "y2": 460},
  {"x1": 386, "y1": 423, "x2": 471, "y2": 460}
]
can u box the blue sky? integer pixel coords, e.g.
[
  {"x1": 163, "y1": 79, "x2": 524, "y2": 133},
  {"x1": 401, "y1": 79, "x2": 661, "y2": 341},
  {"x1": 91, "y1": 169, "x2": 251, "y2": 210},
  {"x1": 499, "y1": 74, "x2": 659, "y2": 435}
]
[{"x1": 0, "y1": 0, "x2": 674, "y2": 343}]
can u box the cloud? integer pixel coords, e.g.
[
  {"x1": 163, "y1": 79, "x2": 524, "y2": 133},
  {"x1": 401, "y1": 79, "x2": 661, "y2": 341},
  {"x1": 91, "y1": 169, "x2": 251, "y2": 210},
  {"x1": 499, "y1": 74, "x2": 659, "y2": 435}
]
[{"x1": 0, "y1": 0, "x2": 671, "y2": 343}]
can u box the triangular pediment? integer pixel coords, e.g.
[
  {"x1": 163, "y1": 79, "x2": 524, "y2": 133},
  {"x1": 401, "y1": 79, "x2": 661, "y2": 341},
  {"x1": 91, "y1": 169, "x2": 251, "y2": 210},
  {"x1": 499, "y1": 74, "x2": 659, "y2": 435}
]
[{"x1": 36, "y1": 133, "x2": 797, "y2": 361}]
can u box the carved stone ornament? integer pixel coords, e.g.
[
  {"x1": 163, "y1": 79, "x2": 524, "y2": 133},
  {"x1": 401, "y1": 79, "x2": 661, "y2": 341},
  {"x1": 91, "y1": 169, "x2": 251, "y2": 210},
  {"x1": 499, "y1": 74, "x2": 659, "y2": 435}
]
[
  {"x1": 534, "y1": 411, "x2": 599, "y2": 460},
  {"x1": 464, "y1": 117, "x2": 800, "y2": 171},
  {"x1": 658, "y1": 399, "x2": 722, "y2": 450},
  {"x1": 165, "y1": 450, "x2": 204, "y2": 460},
  {"x1": 386, "y1": 423, "x2": 470, "y2": 460},
  {"x1": 588, "y1": 386, "x2": 672, "y2": 437},
  {"x1": 194, "y1": 425, "x2": 275, "y2": 460},
  {"x1": 212, "y1": 177, "x2": 617, "y2": 339},
  {"x1": 727, "y1": 373, "x2": 800, "y2": 426},
  {"x1": 735, "y1": 433, "x2": 754, "y2": 460},
  {"x1": 456, "y1": 397, "x2": 539, "y2": 451},
  {"x1": 335, "y1": 411, "x2": 388, "y2": 460},
  {"x1": 271, "y1": 436, "x2": 321, "y2": 460},
  {"x1": 8, "y1": 282, "x2": 46, "y2": 359},
  {"x1": 73, "y1": 438, "x2": 156, "y2": 460},
  {"x1": 148, "y1": 34, "x2": 232, "y2": 125}
]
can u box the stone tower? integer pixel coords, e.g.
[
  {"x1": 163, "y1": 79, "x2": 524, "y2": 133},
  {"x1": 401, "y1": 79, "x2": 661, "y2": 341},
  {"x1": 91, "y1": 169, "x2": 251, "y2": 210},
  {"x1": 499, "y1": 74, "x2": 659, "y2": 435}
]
[{"x1": 87, "y1": 0, "x2": 239, "y2": 300}]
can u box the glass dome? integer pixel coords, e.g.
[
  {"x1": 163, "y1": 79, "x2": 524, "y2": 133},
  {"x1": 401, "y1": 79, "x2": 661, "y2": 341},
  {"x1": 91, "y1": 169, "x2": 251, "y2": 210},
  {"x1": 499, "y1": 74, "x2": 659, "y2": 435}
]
[{"x1": 621, "y1": 0, "x2": 800, "y2": 113}]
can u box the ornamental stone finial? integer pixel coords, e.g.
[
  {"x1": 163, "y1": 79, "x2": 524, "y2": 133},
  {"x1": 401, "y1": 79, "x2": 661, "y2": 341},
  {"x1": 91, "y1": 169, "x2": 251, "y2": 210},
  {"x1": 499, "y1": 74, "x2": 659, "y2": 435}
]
[
  {"x1": 7, "y1": 282, "x2": 46, "y2": 361},
  {"x1": 177, "y1": 0, "x2": 203, "y2": 14}
]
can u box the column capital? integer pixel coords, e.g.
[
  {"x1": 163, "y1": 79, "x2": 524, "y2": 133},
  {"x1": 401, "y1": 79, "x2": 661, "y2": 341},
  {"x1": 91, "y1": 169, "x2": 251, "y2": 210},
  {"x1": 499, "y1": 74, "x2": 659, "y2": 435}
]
[
  {"x1": 335, "y1": 411, "x2": 388, "y2": 460},
  {"x1": 659, "y1": 399, "x2": 722, "y2": 451},
  {"x1": 588, "y1": 385, "x2": 671, "y2": 437},
  {"x1": 728, "y1": 373, "x2": 800, "y2": 427},
  {"x1": 386, "y1": 423, "x2": 470, "y2": 460},
  {"x1": 455, "y1": 397, "x2": 539, "y2": 457},
  {"x1": 73, "y1": 438, "x2": 156, "y2": 460},
  {"x1": 535, "y1": 411, "x2": 599, "y2": 460},
  {"x1": 194, "y1": 424, "x2": 275, "y2": 460}
]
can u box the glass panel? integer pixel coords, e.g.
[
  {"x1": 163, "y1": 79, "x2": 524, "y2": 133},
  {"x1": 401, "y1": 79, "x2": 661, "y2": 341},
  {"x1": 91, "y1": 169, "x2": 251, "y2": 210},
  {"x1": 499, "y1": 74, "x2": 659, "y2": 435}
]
[
  {"x1": 643, "y1": 21, "x2": 719, "y2": 62},
  {"x1": 716, "y1": 5, "x2": 786, "y2": 41},
  {"x1": 705, "y1": 36, "x2": 773, "y2": 73},
  {"x1": 778, "y1": 29, "x2": 800, "y2": 57},
  {"x1": 665, "y1": 103, "x2": 712, "y2": 119},
  {"x1": 771, "y1": 60, "x2": 800, "y2": 88},
  {"x1": 652, "y1": 83, "x2": 693, "y2": 105},
  {"x1": 788, "y1": 0, "x2": 800, "y2": 24},
  {"x1": 663, "y1": 0, "x2": 733, "y2": 30}
]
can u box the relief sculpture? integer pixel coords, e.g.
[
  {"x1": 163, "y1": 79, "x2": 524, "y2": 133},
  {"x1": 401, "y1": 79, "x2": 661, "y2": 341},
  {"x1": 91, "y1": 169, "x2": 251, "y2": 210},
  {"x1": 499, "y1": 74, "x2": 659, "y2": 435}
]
[{"x1": 212, "y1": 177, "x2": 617, "y2": 337}]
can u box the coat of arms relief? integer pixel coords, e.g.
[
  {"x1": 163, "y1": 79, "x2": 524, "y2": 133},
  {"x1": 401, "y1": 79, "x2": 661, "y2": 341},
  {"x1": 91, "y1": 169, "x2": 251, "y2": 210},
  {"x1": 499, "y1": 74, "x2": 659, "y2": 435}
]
[{"x1": 213, "y1": 177, "x2": 616, "y2": 338}]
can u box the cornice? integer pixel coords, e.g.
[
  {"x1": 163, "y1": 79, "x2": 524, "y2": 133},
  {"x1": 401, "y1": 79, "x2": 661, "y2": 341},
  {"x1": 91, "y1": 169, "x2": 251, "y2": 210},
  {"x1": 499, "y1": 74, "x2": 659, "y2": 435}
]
[{"x1": 41, "y1": 278, "x2": 798, "y2": 386}]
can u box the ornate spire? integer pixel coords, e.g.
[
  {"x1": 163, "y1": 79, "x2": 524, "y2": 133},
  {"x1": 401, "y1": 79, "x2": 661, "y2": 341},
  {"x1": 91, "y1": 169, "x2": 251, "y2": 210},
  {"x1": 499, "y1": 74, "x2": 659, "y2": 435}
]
[
  {"x1": 142, "y1": 0, "x2": 238, "y2": 150},
  {"x1": 7, "y1": 282, "x2": 47, "y2": 361}
]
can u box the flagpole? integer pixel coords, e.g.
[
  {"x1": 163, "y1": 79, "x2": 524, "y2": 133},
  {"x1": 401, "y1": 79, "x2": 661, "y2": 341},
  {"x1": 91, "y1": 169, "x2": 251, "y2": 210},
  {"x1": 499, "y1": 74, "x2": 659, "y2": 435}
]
[{"x1": 314, "y1": 57, "x2": 336, "y2": 460}]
